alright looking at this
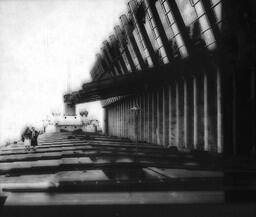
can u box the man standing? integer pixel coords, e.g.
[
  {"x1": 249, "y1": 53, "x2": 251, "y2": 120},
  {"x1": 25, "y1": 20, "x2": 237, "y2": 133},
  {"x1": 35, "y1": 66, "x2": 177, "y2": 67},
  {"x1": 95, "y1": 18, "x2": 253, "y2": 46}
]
[
  {"x1": 21, "y1": 127, "x2": 32, "y2": 151},
  {"x1": 31, "y1": 127, "x2": 39, "y2": 150}
]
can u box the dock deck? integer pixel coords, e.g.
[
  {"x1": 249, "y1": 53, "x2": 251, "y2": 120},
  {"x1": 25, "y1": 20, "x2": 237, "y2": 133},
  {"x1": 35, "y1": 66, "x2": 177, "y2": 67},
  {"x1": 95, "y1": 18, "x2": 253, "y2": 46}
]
[{"x1": 0, "y1": 132, "x2": 254, "y2": 217}]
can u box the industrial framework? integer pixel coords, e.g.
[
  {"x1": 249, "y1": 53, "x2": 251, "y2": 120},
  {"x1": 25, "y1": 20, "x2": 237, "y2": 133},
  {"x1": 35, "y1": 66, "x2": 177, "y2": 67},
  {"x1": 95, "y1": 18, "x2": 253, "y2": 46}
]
[{"x1": 64, "y1": 0, "x2": 255, "y2": 156}]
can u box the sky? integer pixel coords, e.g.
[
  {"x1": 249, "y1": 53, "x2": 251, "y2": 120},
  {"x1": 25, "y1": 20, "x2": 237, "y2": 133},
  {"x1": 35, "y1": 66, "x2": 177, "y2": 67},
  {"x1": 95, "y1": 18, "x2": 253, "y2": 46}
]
[{"x1": 0, "y1": 0, "x2": 127, "y2": 145}]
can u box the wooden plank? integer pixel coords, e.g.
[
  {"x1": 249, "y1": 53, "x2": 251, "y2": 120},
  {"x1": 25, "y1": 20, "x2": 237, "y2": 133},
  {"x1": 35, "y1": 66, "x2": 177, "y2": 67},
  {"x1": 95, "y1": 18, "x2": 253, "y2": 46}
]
[
  {"x1": 4, "y1": 191, "x2": 224, "y2": 206},
  {"x1": 148, "y1": 168, "x2": 223, "y2": 178},
  {"x1": 55, "y1": 170, "x2": 109, "y2": 182}
]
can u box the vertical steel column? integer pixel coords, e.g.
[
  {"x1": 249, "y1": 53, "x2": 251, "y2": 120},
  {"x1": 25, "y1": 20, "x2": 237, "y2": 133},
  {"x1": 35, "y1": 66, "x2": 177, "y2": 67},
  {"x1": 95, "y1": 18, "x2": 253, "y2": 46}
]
[
  {"x1": 124, "y1": 98, "x2": 128, "y2": 138},
  {"x1": 151, "y1": 92, "x2": 155, "y2": 143},
  {"x1": 158, "y1": 87, "x2": 163, "y2": 146},
  {"x1": 197, "y1": 74, "x2": 205, "y2": 151},
  {"x1": 163, "y1": 86, "x2": 169, "y2": 147},
  {"x1": 123, "y1": 100, "x2": 125, "y2": 137},
  {"x1": 127, "y1": 98, "x2": 130, "y2": 138},
  {"x1": 113, "y1": 104, "x2": 117, "y2": 136},
  {"x1": 170, "y1": 84, "x2": 176, "y2": 146},
  {"x1": 175, "y1": 82, "x2": 179, "y2": 147},
  {"x1": 126, "y1": 99, "x2": 128, "y2": 138},
  {"x1": 130, "y1": 97, "x2": 134, "y2": 140},
  {"x1": 143, "y1": 93, "x2": 147, "y2": 143},
  {"x1": 116, "y1": 103, "x2": 119, "y2": 136},
  {"x1": 133, "y1": 96, "x2": 138, "y2": 141},
  {"x1": 152, "y1": 91, "x2": 158, "y2": 144},
  {"x1": 168, "y1": 84, "x2": 172, "y2": 146},
  {"x1": 204, "y1": 74, "x2": 209, "y2": 151},
  {"x1": 120, "y1": 101, "x2": 122, "y2": 137},
  {"x1": 217, "y1": 69, "x2": 223, "y2": 153},
  {"x1": 108, "y1": 107, "x2": 111, "y2": 136},
  {"x1": 137, "y1": 95, "x2": 141, "y2": 141},
  {"x1": 118, "y1": 102, "x2": 120, "y2": 137},
  {"x1": 187, "y1": 77, "x2": 194, "y2": 150},
  {"x1": 162, "y1": 86, "x2": 166, "y2": 147},
  {"x1": 115, "y1": 103, "x2": 117, "y2": 137},
  {"x1": 122, "y1": 100, "x2": 125, "y2": 137},
  {"x1": 184, "y1": 79, "x2": 188, "y2": 148},
  {"x1": 113, "y1": 105, "x2": 115, "y2": 136},
  {"x1": 132, "y1": 96, "x2": 135, "y2": 140},
  {"x1": 119, "y1": 102, "x2": 121, "y2": 137},
  {"x1": 144, "y1": 93, "x2": 149, "y2": 143},
  {"x1": 103, "y1": 107, "x2": 109, "y2": 135},
  {"x1": 207, "y1": 70, "x2": 218, "y2": 152},
  {"x1": 117, "y1": 102, "x2": 119, "y2": 137},
  {"x1": 148, "y1": 92, "x2": 152, "y2": 143},
  {"x1": 114, "y1": 105, "x2": 116, "y2": 136},
  {"x1": 156, "y1": 90, "x2": 161, "y2": 145},
  {"x1": 109, "y1": 106, "x2": 112, "y2": 136},
  {"x1": 193, "y1": 76, "x2": 198, "y2": 149},
  {"x1": 137, "y1": 95, "x2": 140, "y2": 142},
  {"x1": 122, "y1": 101, "x2": 124, "y2": 138},
  {"x1": 112, "y1": 106, "x2": 114, "y2": 136},
  {"x1": 178, "y1": 80, "x2": 184, "y2": 149},
  {"x1": 108, "y1": 106, "x2": 110, "y2": 136},
  {"x1": 113, "y1": 104, "x2": 116, "y2": 136},
  {"x1": 251, "y1": 66, "x2": 255, "y2": 155},
  {"x1": 140, "y1": 94, "x2": 144, "y2": 141},
  {"x1": 128, "y1": 97, "x2": 132, "y2": 139},
  {"x1": 121, "y1": 101, "x2": 123, "y2": 137},
  {"x1": 143, "y1": 93, "x2": 146, "y2": 141}
]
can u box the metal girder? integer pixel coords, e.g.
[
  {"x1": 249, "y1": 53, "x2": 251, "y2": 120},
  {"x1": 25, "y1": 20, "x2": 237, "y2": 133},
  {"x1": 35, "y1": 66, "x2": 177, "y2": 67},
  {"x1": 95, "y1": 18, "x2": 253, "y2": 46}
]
[
  {"x1": 68, "y1": 57, "x2": 195, "y2": 104},
  {"x1": 120, "y1": 14, "x2": 146, "y2": 69},
  {"x1": 144, "y1": 0, "x2": 173, "y2": 62},
  {"x1": 128, "y1": 0, "x2": 159, "y2": 67},
  {"x1": 166, "y1": 0, "x2": 194, "y2": 56},
  {"x1": 114, "y1": 25, "x2": 137, "y2": 72}
]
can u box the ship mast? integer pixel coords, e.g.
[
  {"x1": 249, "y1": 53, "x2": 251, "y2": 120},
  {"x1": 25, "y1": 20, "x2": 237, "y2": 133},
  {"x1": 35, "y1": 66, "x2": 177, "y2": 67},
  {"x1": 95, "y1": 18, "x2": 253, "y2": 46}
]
[{"x1": 66, "y1": 61, "x2": 71, "y2": 94}]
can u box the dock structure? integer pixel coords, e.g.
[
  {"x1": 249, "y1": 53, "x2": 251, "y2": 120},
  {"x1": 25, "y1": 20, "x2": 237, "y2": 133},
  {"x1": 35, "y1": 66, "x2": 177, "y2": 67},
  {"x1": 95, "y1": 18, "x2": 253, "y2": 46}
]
[
  {"x1": 1, "y1": 0, "x2": 256, "y2": 216},
  {"x1": 0, "y1": 132, "x2": 222, "y2": 184},
  {"x1": 0, "y1": 133, "x2": 224, "y2": 214},
  {"x1": 64, "y1": 0, "x2": 255, "y2": 157},
  {"x1": 1, "y1": 132, "x2": 256, "y2": 216}
]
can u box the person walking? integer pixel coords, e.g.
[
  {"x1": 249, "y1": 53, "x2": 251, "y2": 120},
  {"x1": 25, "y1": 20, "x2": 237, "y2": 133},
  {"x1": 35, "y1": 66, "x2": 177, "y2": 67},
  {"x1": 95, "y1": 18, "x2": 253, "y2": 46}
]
[
  {"x1": 31, "y1": 127, "x2": 39, "y2": 151},
  {"x1": 21, "y1": 127, "x2": 32, "y2": 151}
]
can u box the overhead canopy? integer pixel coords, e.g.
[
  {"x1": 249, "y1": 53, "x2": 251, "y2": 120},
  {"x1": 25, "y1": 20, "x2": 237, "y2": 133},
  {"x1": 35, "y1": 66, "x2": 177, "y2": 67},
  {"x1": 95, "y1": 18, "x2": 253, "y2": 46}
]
[{"x1": 64, "y1": 57, "x2": 201, "y2": 105}]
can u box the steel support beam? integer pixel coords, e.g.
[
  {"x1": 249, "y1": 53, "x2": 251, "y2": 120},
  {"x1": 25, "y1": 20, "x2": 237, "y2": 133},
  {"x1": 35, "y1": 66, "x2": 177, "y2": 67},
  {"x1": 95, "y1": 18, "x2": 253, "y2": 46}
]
[
  {"x1": 166, "y1": 0, "x2": 194, "y2": 56},
  {"x1": 114, "y1": 25, "x2": 137, "y2": 72},
  {"x1": 144, "y1": 0, "x2": 173, "y2": 62},
  {"x1": 120, "y1": 14, "x2": 146, "y2": 69},
  {"x1": 128, "y1": 0, "x2": 159, "y2": 66}
]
